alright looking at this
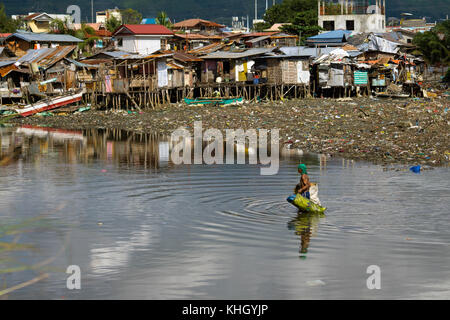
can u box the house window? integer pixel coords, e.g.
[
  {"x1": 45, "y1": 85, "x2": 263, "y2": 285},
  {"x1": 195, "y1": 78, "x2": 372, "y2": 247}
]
[
  {"x1": 346, "y1": 20, "x2": 355, "y2": 31},
  {"x1": 118, "y1": 38, "x2": 123, "y2": 47},
  {"x1": 323, "y1": 21, "x2": 335, "y2": 31}
]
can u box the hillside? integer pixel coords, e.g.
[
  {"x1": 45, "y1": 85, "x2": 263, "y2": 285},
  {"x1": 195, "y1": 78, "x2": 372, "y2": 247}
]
[{"x1": 2, "y1": 0, "x2": 448, "y2": 25}]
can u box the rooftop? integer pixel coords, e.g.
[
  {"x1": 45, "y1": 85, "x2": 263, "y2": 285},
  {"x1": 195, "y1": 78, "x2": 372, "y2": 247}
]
[
  {"x1": 173, "y1": 19, "x2": 225, "y2": 29},
  {"x1": 113, "y1": 25, "x2": 174, "y2": 36},
  {"x1": 6, "y1": 32, "x2": 83, "y2": 43}
]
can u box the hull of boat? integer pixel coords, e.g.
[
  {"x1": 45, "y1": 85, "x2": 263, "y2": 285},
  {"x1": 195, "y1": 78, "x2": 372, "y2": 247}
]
[
  {"x1": 16, "y1": 92, "x2": 84, "y2": 117},
  {"x1": 184, "y1": 97, "x2": 243, "y2": 106}
]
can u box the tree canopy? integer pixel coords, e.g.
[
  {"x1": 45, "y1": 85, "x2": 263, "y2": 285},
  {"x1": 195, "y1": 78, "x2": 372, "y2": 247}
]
[
  {"x1": 253, "y1": 0, "x2": 321, "y2": 44},
  {"x1": 0, "y1": 3, "x2": 21, "y2": 33},
  {"x1": 156, "y1": 11, "x2": 172, "y2": 28},
  {"x1": 106, "y1": 16, "x2": 122, "y2": 33},
  {"x1": 121, "y1": 8, "x2": 142, "y2": 25}
]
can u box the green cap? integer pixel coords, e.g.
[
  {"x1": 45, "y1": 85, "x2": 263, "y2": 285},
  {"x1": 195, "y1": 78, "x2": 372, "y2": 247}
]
[{"x1": 298, "y1": 164, "x2": 307, "y2": 174}]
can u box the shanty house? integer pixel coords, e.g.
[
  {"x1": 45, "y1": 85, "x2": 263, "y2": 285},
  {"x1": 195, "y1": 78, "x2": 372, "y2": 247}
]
[
  {"x1": 22, "y1": 12, "x2": 73, "y2": 33},
  {"x1": 245, "y1": 33, "x2": 298, "y2": 48},
  {"x1": 113, "y1": 25, "x2": 174, "y2": 56},
  {"x1": 199, "y1": 48, "x2": 275, "y2": 83},
  {"x1": 4, "y1": 32, "x2": 83, "y2": 57}
]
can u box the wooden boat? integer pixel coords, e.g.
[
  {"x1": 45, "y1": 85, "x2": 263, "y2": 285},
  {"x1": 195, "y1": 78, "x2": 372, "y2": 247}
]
[
  {"x1": 184, "y1": 97, "x2": 244, "y2": 106},
  {"x1": 375, "y1": 92, "x2": 410, "y2": 99},
  {"x1": 15, "y1": 91, "x2": 84, "y2": 117}
]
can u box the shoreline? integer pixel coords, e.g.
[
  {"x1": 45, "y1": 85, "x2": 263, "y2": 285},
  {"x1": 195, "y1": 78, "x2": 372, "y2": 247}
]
[{"x1": 8, "y1": 97, "x2": 450, "y2": 167}]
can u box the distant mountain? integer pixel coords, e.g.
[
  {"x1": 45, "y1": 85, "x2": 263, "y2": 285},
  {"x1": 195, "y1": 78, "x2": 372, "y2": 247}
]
[{"x1": 2, "y1": 0, "x2": 448, "y2": 26}]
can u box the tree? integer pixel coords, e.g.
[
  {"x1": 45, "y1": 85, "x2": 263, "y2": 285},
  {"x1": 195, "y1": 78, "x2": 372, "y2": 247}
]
[
  {"x1": 121, "y1": 8, "x2": 142, "y2": 25},
  {"x1": 281, "y1": 10, "x2": 322, "y2": 45},
  {"x1": 413, "y1": 20, "x2": 450, "y2": 65},
  {"x1": 263, "y1": 0, "x2": 317, "y2": 25},
  {"x1": 260, "y1": 0, "x2": 321, "y2": 41},
  {"x1": 106, "y1": 16, "x2": 122, "y2": 33},
  {"x1": 155, "y1": 11, "x2": 172, "y2": 28},
  {"x1": 0, "y1": 3, "x2": 21, "y2": 33},
  {"x1": 50, "y1": 18, "x2": 73, "y2": 35}
]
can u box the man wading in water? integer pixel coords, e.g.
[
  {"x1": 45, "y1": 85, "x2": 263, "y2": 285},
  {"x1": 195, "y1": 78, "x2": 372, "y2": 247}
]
[{"x1": 294, "y1": 164, "x2": 311, "y2": 199}]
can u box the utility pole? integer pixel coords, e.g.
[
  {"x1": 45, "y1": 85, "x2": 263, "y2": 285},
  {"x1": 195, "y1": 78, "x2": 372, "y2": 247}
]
[
  {"x1": 266, "y1": 0, "x2": 268, "y2": 11},
  {"x1": 255, "y1": 0, "x2": 258, "y2": 21},
  {"x1": 91, "y1": 0, "x2": 94, "y2": 23}
]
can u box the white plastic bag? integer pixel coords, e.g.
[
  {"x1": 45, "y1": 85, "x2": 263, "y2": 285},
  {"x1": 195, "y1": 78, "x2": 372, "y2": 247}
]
[{"x1": 309, "y1": 183, "x2": 321, "y2": 206}]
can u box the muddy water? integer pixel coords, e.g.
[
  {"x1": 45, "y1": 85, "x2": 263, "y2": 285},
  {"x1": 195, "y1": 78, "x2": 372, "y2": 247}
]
[{"x1": 0, "y1": 126, "x2": 449, "y2": 299}]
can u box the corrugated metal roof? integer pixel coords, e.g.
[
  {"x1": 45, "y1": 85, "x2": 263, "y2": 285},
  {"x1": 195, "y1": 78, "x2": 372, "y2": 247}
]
[
  {"x1": 7, "y1": 32, "x2": 83, "y2": 43},
  {"x1": 65, "y1": 58, "x2": 99, "y2": 68},
  {"x1": 16, "y1": 46, "x2": 77, "y2": 69},
  {"x1": 277, "y1": 46, "x2": 336, "y2": 58},
  {"x1": 309, "y1": 30, "x2": 352, "y2": 40},
  {"x1": 0, "y1": 60, "x2": 16, "y2": 68},
  {"x1": 173, "y1": 19, "x2": 224, "y2": 29},
  {"x1": 245, "y1": 35, "x2": 271, "y2": 43},
  {"x1": 201, "y1": 48, "x2": 275, "y2": 59},
  {"x1": 99, "y1": 51, "x2": 146, "y2": 60},
  {"x1": 173, "y1": 52, "x2": 203, "y2": 62},
  {"x1": 188, "y1": 42, "x2": 226, "y2": 55}
]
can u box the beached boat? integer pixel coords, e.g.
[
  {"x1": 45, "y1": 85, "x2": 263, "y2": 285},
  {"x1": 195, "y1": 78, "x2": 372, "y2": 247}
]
[
  {"x1": 184, "y1": 97, "x2": 244, "y2": 106},
  {"x1": 375, "y1": 92, "x2": 410, "y2": 99},
  {"x1": 15, "y1": 91, "x2": 84, "y2": 117}
]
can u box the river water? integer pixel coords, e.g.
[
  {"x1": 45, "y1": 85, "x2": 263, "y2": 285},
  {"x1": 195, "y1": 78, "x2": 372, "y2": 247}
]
[{"x1": 0, "y1": 125, "x2": 449, "y2": 300}]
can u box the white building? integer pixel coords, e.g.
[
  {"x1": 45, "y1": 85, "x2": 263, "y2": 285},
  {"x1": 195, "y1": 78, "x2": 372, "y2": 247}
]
[
  {"x1": 318, "y1": 0, "x2": 386, "y2": 33},
  {"x1": 96, "y1": 9, "x2": 122, "y2": 24},
  {"x1": 113, "y1": 25, "x2": 174, "y2": 55}
]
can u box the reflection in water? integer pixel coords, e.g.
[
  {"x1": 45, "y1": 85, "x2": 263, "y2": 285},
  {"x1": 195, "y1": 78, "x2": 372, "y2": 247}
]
[
  {"x1": 0, "y1": 126, "x2": 169, "y2": 170},
  {"x1": 288, "y1": 212, "x2": 325, "y2": 259}
]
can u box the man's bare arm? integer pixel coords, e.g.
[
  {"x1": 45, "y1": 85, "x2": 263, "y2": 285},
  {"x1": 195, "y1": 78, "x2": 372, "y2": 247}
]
[{"x1": 298, "y1": 175, "x2": 311, "y2": 194}]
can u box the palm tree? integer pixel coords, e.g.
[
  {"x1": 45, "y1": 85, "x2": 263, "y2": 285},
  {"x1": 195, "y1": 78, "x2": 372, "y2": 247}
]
[{"x1": 156, "y1": 12, "x2": 171, "y2": 28}]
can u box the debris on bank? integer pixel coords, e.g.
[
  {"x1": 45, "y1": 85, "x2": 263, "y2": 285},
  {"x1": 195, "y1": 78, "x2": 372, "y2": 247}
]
[{"x1": 10, "y1": 96, "x2": 449, "y2": 167}]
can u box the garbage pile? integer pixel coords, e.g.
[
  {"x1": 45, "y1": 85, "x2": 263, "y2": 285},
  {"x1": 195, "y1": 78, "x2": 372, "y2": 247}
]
[{"x1": 11, "y1": 97, "x2": 449, "y2": 166}]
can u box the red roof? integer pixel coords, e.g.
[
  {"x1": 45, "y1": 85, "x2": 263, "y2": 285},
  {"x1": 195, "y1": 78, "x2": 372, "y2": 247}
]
[
  {"x1": 0, "y1": 33, "x2": 12, "y2": 38},
  {"x1": 113, "y1": 24, "x2": 174, "y2": 36}
]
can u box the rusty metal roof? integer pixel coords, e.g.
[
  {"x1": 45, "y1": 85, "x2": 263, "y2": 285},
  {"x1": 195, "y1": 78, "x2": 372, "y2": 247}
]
[
  {"x1": 16, "y1": 45, "x2": 77, "y2": 69},
  {"x1": 173, "y1": 19, "x2": 225, "y2": 29},
  {"x1": 173, "y1": 52, "x2": 203, "y2": 62},
  {"x1": 188, "y1": 43, "x2": 226, "y2": 55}
]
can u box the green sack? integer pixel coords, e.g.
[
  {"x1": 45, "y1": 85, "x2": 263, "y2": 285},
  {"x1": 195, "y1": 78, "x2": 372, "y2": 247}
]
[{"x1": 292, "y1": 194, "x2": 327, "y2": 214}]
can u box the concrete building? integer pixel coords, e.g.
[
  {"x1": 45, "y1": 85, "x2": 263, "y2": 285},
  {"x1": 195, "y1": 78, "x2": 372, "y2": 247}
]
[{"x1": 318, "y1": 0, "x2": 386, "y2": 33}]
